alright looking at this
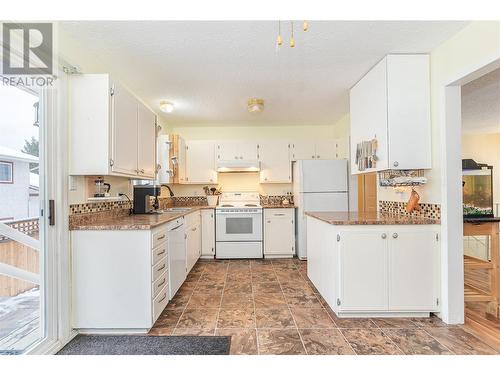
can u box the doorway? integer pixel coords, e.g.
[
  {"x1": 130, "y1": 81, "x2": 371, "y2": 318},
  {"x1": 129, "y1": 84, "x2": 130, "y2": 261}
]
[{"x1": 358, "y1": 172, "x2": 377, "y2": 212}]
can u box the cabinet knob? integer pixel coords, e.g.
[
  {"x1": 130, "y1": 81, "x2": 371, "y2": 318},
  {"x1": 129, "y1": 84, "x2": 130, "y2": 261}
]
[
  {"x1": 392, "y1": 233, "x2": 398, "y2": 239},
  {"x1": 393, "y1": 161, "x2": 399, "y2": 167},
  {"x1": 312, "y1": 155, "x2": 315, "y2": 159},
  {"x1": 317, "y1": 155, "x2": 320, "y2": 159},
  {"x1": 381, "y1": 233, "x2": 387, "y2": 239},
  {"x1": 240, "y1": 156, "x2": 243, "y2": 159},
  {"x1": 235, "y1": 156, "x2": 238, "y2": 159}
]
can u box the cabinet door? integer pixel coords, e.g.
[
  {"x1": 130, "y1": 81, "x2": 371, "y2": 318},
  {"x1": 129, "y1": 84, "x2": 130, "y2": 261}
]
[
  {"x1": 264, "y1": 209, "x2": 295, "y2": 255},
  {"x1": 137, "y1": 104, "x2": 156, "y2": 179},
  {"x1": 315, "y1": 139, "x2": 336, "y2": 159},
  {"x1": 185, "y1": 141, "x2": 217, "y2": 184},
  {"x1": 217, "y1": 141, "x2": 258, "y2": 161},
  {"x1": 201, "y1": 209, "x2": 215, "y2": 258},
  {"x1": 386, "y1": 55, "x2": 431, "y2": 170},
  {"x1": 339, "y1": 230, "x2": 388, "y2": 311},
  {"x1": 258, "y1": 140, "x2": 291, "y2": 183},
  {"x1": 112, "y1": 83, "x2": 139, "y2": 176},
  {"x1": 186, "y1": 223, "x2": 201, "y2": 273},
  {"x1": 349, "y1": 58, "x2": 389, "y2": 174},
  {"x1": 388, "y1": 229, "x2": 438, "y2": 311},
  {"x1": 177, "y1": 137, "x2": 187, "y2": 183},
  {"x1": 291, "y1": 140, "x2": 316, "y2": 161}
]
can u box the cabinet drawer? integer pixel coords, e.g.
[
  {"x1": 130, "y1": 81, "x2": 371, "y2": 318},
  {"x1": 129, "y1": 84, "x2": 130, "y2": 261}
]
[
  {"x1": 264, "y1": 208, "x2": 294, "y2": 220},
  {"x1": 152, "y1": 271, "x2": 168, "y2": 298},
  {"x1": 152, "y1": 242, "x2": 168, "y2": 265},
  {"x1": 152, "y1": 284, "x2": 169, "y2": 322},
  {"x1": 152, "y1": 228, "x2": 168, "y2": 248},
  {"x1": 152, "y1": 257, "x2": 168, "y2": 282}
]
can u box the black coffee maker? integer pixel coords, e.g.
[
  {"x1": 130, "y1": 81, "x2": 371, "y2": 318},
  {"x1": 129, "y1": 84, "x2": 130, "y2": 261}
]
[{"x1": 133, "y1": 185, "x2": 161, "y2": 214}]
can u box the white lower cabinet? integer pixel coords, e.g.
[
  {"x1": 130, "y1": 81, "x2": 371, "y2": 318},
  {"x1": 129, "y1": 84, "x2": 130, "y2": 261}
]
[
  {"x1": 185, "y1": 211, "x2": 202, "y2": 273},
  {"x1": 307, "y1": 216, "x2": 440, "y2": 317},
  {"x1": 201, "y1": 209, "x2": 215, "y2": 259},
  {"x1": 72, "y1": 225, "x2": 170, "y2": 331},
  {"x1": 339, "y1": 231, "x2": 388, "y2": 311},
  {"x1": 264, "y1": 208, "x2": 295, "y2": 258}
]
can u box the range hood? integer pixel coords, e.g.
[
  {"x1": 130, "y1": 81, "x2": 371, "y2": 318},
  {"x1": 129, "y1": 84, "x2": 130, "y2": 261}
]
[{"x1": 217, "y1": 160, "x2": 260, "y2": 173}]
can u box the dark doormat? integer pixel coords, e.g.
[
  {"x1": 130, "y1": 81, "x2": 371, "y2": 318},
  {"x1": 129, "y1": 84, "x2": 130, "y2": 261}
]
[{"x1": 57, "y1": 335, "x2": 231, "y2": 355}]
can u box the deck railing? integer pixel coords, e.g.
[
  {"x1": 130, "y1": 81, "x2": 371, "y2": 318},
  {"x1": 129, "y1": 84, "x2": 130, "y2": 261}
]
[{"x1": 0, "y1": 218, "x2": 40, "y2": 297}]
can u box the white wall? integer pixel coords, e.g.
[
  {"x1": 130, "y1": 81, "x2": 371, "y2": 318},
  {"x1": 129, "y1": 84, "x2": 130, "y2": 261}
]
[{"x1": 0, "y1": 160, "x2": 30, "y2": 220}]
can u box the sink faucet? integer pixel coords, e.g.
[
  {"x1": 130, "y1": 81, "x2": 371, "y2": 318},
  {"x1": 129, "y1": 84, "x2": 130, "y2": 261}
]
[{"x1": 162, "y1": 184, "x2": 175, "y2": 197}]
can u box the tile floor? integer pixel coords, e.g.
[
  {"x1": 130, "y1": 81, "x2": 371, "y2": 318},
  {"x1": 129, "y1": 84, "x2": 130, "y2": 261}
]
[{"x1": 148, "y1": 259, "x2": 499, "y2": 355}]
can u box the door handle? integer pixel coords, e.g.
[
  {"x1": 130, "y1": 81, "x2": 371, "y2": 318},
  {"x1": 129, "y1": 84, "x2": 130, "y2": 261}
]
[{"x1": 48, "y1": 200, "x2": 55, "y2": 226}]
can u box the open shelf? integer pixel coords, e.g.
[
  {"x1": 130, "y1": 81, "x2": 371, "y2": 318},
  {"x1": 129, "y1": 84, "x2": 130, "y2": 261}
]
[
  {"x1": 464, "y1": 284, "x2": 495, "y2": 302},
  {"x1": 464, "y1": 255, "x2": 494, "y2": 270}
]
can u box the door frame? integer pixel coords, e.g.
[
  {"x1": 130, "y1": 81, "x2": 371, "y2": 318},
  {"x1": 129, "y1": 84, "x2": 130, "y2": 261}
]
[{"x1": 440, "y1": 53, "x2": 500, "y2": 324}]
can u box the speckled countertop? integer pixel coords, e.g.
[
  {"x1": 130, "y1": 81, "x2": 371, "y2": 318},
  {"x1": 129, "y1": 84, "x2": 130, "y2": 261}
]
[
  {"x1": 70, "y1": 206, "x2": 216, "y2": 231},
  {"x1": 306, "y1": 211, "x2": 440, "y2": 225}
]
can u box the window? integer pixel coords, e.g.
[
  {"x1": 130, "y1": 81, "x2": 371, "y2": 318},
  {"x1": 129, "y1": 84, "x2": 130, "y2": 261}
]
[{"x1": 0, "y1": 161, "x2": 13, "y2": 183}]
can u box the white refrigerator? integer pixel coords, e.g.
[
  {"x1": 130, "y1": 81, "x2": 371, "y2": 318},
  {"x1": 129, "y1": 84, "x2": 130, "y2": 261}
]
[{"x1": 293, "y1": 159, "x2": 349, "y2": 259}]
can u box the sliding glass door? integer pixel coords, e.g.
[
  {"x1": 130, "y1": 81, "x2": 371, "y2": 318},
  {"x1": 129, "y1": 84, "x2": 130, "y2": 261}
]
[{"x1": 0, "y1": 83, "x2": 46, "y2": 354}]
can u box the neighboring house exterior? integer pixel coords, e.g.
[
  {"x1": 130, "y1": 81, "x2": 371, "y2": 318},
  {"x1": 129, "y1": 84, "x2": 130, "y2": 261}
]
[{"x1": 0, "y1": 146, "x2": 39, "y2": 221}]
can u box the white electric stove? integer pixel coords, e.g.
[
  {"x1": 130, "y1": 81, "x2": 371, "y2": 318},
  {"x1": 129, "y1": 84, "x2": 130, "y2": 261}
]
[{"x1": 215, "y1": 192, "x2": 263, "y2": 259}]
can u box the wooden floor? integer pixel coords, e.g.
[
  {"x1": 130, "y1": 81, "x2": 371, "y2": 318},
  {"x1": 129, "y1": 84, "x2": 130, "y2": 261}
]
[{"x1": 464, "y1": 302, "x2": 500, "y2": 352}]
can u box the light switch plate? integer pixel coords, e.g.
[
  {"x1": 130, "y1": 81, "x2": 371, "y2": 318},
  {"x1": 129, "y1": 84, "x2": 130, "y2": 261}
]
[{"x1": 68, "y1": 175, "x2": 77, "y2": 191}]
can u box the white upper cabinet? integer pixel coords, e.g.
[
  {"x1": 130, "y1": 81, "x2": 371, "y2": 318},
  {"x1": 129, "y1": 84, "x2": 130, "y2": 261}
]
[
  {"x1": 291, "y1": 140, "x2": 316, "y2": 161},
  {"x1": 350, "y1": 54, "x2": 431, "y2": 174},
  {"x1": 185, "y1": 140, "x2": 217, "y2": 184},
  {"x1": 137, "y1": 103, "x2": 157, "y2": 179},
  {"x1": 112, "y1": 83, "x2": 139, "y2": 176},
  {"x1": 314, "y1": 139, "x2": 337, "y2": 160},
  {"x1": 291, "y1": 139, "x2": 339, "y2": 161},
  {"x1": 258, "y1": 140, "x2": 291, "y2": 183},
  {"x1": 69, "y1": 74, "x2": 157, "y2": 179},
  {"x1": 217, "y1": 141, "x2": 258, "y2": 161}
]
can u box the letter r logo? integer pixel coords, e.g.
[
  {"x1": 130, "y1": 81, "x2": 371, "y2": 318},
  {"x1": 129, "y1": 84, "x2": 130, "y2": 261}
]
[{"x1": 2, "y1": 23, "x2": 53, "y2": 75}]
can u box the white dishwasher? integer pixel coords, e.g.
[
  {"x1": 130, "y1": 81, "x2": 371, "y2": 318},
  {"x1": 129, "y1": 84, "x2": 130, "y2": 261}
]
[{"x1": 167, "y1": 217, "x2": 186, "y2": 299}]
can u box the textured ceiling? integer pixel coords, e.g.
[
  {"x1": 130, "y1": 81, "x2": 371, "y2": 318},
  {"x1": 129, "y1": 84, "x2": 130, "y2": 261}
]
[
  {"x1": 60, "y1": 21, "x2": 468, "y2": 126},
  {"x1": 462, "y1": 67, "x2": 500, "y2": 134}
]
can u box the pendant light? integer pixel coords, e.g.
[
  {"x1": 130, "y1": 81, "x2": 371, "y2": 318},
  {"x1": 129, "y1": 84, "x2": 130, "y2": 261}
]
[{"x1": 277, "y1": 21, "x2": 283, "y2": 46}]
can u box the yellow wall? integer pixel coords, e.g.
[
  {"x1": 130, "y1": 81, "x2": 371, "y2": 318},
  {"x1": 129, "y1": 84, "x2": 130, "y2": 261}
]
[
  {"x1": 166, "y1": 118, "x2": 350, "y2": 196},
  {"x1": 378, "y1": 21, "x2": 500, "y2": 204}
]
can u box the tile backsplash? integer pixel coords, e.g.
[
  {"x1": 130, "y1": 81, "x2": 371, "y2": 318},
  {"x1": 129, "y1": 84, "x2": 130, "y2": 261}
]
[{"x1": 379, "y1": 200, "x2": 441, "y2": 220}]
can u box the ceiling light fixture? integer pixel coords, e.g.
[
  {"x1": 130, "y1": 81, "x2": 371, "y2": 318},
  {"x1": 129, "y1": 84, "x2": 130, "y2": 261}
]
[
  {"x1": 159, "y1": 100, "x2": 174, "y2": 113},
  {"x1": 276, "y1": 20, "x2": 308, "y2": 48},
  {"x1": 247, "y1": 98, "x2": 264, "y2": 113}
]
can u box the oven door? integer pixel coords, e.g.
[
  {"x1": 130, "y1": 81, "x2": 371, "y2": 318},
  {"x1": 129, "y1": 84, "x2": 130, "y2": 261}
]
[{"x1": 216, "y1": 211, "x2": 262, "y2": 242}]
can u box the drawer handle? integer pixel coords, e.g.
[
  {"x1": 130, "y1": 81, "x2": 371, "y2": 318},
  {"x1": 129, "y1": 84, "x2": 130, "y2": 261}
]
[
  {"x1": 156, "y1": 234, "x2": 166, "y2": 240},
  {"x1": 158, "y1": 293, "x2": 167, "y2": 303},
  {"x1": 392, "y1": 233, "x2": 398, "y2": 239},
  {"x1": 157, "y1": 278, "x2": 166, "y2": 288},
  {"x1": 157, "y1": 264, "x2": 166, "y2": 272},
  {"x1": 157, "y1": 249, "x2": 166, "y2": 256},
  {"x1": 274, "y1": 213, "x2": 285, "y2": 216}
]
